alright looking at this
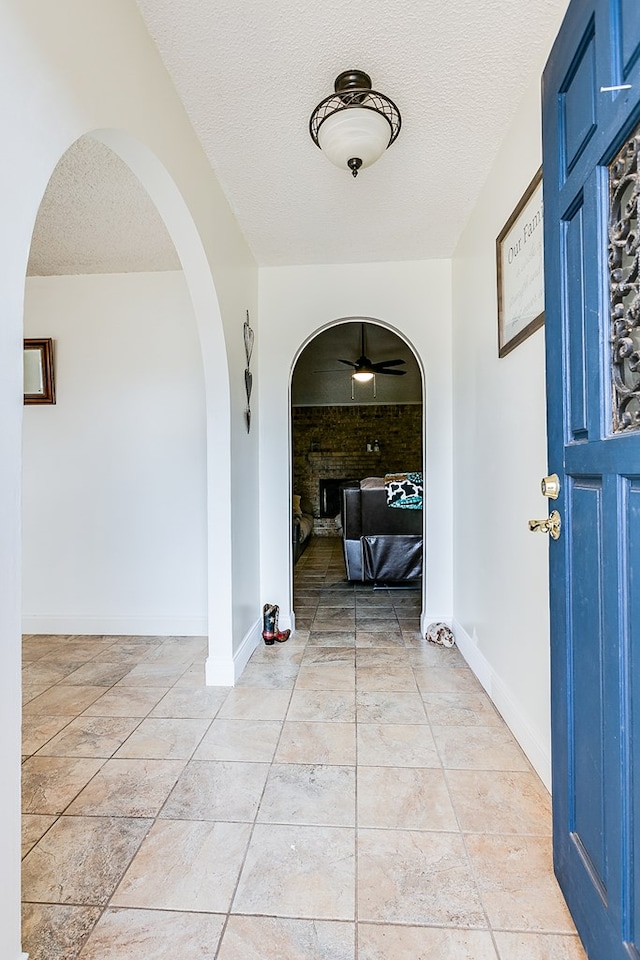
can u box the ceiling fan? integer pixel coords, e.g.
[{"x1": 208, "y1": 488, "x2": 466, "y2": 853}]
[{"x1": 338, "y1": 323, "x2": 406, "y2": 381}]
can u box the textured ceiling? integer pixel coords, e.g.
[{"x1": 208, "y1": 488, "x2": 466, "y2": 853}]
[
  {"x1": 28, "y1": 0, "x2": 570, "y2": 274},
  {"x1": 27, "y1": 137, "x2": 180, "y2": 277},
  {"x1": 135, "y1": 0, "x2": 569, "y2": 266}
]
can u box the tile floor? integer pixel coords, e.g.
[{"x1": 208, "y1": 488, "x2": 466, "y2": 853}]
[{"x1": 21, "y1": 536, "x2": 587, "y2": 959}]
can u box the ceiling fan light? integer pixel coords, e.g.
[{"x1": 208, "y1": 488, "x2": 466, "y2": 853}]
[
  {"x1": 353, "y1": 369, "x2": 375, "y2": 383},
  {"x1": 317, "y1": 107, "x2": 392, "y2": 174}
]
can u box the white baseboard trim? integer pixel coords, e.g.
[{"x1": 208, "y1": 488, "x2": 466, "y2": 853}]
[
  {"x1": 204, "y1": 616, "x2": 261, "y2": 687},
  {"x1": 22, "y1": 614, "x2": 207, "y2": 636},
  {"x1": 452, "y1": 619, "x2": 551, "y2": 791}
]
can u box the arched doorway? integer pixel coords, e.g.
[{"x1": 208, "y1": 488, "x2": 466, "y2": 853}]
[
  {"x1": 22, "y1": 135, "x2": 208, "y2": 641},
  {"x1": 290, "y1": 317, "x2": 425, "y2": 624}
]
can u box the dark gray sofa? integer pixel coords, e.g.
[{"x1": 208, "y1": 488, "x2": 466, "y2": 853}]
[{"x1": 340, "y1": 477, "x2": 422, "y2": 582}]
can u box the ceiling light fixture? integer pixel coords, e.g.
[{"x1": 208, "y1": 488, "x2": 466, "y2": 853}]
[
  {"x1": 309, "y1": 70, "x2": 401, "y2": 178},
  {"x1": 352, "y1": 369, "x2": 375, "y2": 382}
]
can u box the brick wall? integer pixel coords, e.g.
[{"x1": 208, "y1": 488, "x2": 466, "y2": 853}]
[{"x1": 292, "y1": 404, "x2": 423, "y2": 535}]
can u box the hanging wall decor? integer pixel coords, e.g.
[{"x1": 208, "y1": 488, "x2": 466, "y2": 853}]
[
  {"x1": 243, "y1": 310, "x2": 254, "y2": 433},
  {"x1": 24, "y1": 338, "x2": 56, "y2": 404},
  {"x1": 496, "y1": 168, "x2": 545, "y2": 357}
]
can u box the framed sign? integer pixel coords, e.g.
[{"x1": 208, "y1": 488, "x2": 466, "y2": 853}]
[
  {"x1": 496, "y1": 168, "x2": 545, "y2": 358},
  {"x1": 24, "y1": 338, "x2": 56, "y2": 404}
]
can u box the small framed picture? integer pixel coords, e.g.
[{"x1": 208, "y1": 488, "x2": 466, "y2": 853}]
[
  {"x1": 496, "y1": 168, "x2": 545, "y2": 358},
  {"x1": 24, "y1": 338, "x2": 56, "y2": 404}
]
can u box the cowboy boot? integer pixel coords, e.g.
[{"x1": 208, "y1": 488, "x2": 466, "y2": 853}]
[
  {"x1": 272, "y1": 605, "x2": 290, "y2": 643},
  {"x1": 262, "y1": 603, "x2": 277, "y2": 645}
]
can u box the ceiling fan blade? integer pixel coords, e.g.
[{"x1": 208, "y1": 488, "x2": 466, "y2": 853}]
[
  {"x1": 338, "y1": 359, "x2": 358, "y2": 368},
  {"x1": 377, "y1": 368, "x2": 407, "y2": 376},
  {"x1": 372, "y1": 358, "x2": 405, "y2": 369}
]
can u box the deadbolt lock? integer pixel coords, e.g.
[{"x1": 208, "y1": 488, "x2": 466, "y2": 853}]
[
  {"x1": 528, "y1": 510, "x2": 562, "y2": 540},
  {"x1": 541, "y1": 474, "x2": 560, "y2": 499}
]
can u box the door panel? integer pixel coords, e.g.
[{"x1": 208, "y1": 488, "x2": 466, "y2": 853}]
[
  {"x1": 569, "y1": 480, "x2": 605, "y2": 888},
  {"x1": 543, "y1": 0, "x2": 640, "y2": 957},
  {"x1": 618, "y1": 0, "x2": 640, "y2": 78}
]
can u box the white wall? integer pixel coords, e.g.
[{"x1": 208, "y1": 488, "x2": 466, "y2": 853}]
[
  {"x1": 22, "y1": 272, "x2": 207, "y2": 635},
  {"x1": 258, "y1": 260, "x2": 454, "y2": 628},
  {"x1": 0, "y1": 4, "x2": 257, "y2": 957},
  {"x1": 451, "y1": 75, "x2": 552, "y2": 787}
]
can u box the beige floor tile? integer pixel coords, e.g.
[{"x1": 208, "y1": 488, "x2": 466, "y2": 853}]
[
  {"x1": 22, "y1": 815, "x2": 151, "y2": 904},
  {"x1": 22, "y1": 756, "x2": 105, "y2": 814},
  {"x1": 218, "y1": 916, "x2": 354, "y2": 960},
  {"x1": 36, "y1": 717, "x2": 141, "y2": 758},
  {"x1": 23, "y1": 661, "x2": 83, "y2": 686},
  {"x1": 466, "y1": 834, "x2": 578, "y2": 932},
  {"x1": 114, "y1": 717, "x2": 210, "y2": 759},
  {"x1": 83, "y1": 686, "x2": 169, "y2": 717},
  {"x1": 151, "y1": 685, "x2": 229, "y2": 718},
  {"x1": 432, "y1": 725, "x2": 530, "y2": 771},
  {"x1": 193, "y1": 718, "x2": 282, "y2": 761},
  {"x1": 22, "y1": 903, "x2": 102, "y2": 960},
  {"x1": 236, "y1": 660, "x2": 300, "y2": 689},
  {"x1": 258, "y1": 763, "x2": 355, "y2": 826},
  {"x1": 357, "y1": 723, "x2": 440, "y2": 767},
  {"x1": 218, "y1": 687, "x2": 290, "y2": 720},
  {"x1": 318, "y1": 595, "x2": 355, "y2": 607},
  {"x1": 79, "y1": 908, "x2": 226, "y2": 960},
  {"x1": 112, "y1": 819, "x2": 251, "y2": 912},
  {"x1": 358, "y1": 924, "x2": 499, "y2": 959},
  {"x1": 302, "y1": 646, "x2": 355, "y2": 666},
  {"x1": 408, "y1": 643, "x2": 467, "y2": 666},
  {"x1": 493, "y1": 932, "x2": 587, "y2": 959},
  {"x1": 355, "y1": 630, "x2": 404, "y2": 646},
  {"x1": 414, "y1": 664, "x2": 482, "y2": 696},
  {"x1": 422, "y1": 690, "x2": 503, "y2": 726},
  {"x1": 249, "y1": 644, "x2": 305, "y2": 664},
  {"x1": 22, "y1": 636, "x2": 70, "y2": 660},
  {"x1": 90, "y1": 642, "x2": 161, "y2": 663},
  {"x1": 23, "y1": 685, "x2": 107, "y2": 716},
  {"x1": 160, "y1": 759, "x2": 269, "y2": 821},
  {"x1": 21, "y1": 814, "x2": 57, "y2": 858},
  {"x1": 307, "y1": 631, "x2": 356, "y2": 646},
  {"x1": 46, "y1": 641, "x2": 117, "y2": 663},
  {"x1": 22, "y1": 715, "x2": 73, "y2": 755},
  {"x1": 275, "y1": 721, "x2": 356, "y2": 764},
  {"x1": 58, "y1": 662, "x2": 133, "y2": 686},
  {"x1": 233, "y1": 823, "x2": 355, "y2": 920},
  {"x1": 22, "y1": 683, "x2": 51, "y2": 705},
  {"x1": 356, "y1": 664, "x2": 417, "y2": 692},
  {"x1": 115, "y1": 661, "x2": 189, "y2": 686},
  {"x1": 446, "y1": 769, "x2": 552, "y2": 835},
  {"x1": 357, "y1": 828, "x2": 485, "y2": 927},
  {"x1": 296, "y1": 664, "x2": 356, "y2": 691},
  {"x1": 355, "y1": 647, "x2": 411, "y2": 665},
  {"x1": 287, "y1": 689, "x2": 356, "y2": 722},
  {"x1": 358, "y1": 766, "x2": 457, "y2": 831},
  {"x1": 356, "y1": 691, "x2": 427, "y2": 724},
  {"x1": 66, "y1": 758, "x2": 186, "y2": 817},
  {"x1": 313, "y1": 607, "x2": 355, "y2": 625},
  {"x1": 356, "y1": 620, "x2": 401, "y2": 635}
]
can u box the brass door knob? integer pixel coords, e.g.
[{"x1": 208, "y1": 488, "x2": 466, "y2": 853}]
[
  {"x1": 528, "y1": 510, "x2": 561, "y2": 540},
  {"x1": 541, "y1": 474, "x2": 560, "y2": 499}
]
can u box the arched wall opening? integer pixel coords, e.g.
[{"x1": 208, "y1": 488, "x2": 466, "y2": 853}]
[
  {"x1": 22, "y1": 129, "x2": 236, "y2": 679},
  {"x1": 288, "y1": 316, "x2": 427, "y2": 625}
]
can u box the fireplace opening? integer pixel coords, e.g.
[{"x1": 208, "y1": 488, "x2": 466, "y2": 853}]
[{"x1": 318, "y1": 478, "x2": 360, "y2": 518}]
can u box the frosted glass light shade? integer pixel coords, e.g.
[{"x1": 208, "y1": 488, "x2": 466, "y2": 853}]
[
  {"x1": 353, "y1": 370, "x2": 374, "y2": 382},
  {"x1": 317, "y1": 107, "x2": 392, "y2": 172}
]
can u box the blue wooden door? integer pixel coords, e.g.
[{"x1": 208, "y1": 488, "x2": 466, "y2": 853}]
[{"x1": 543, "y1": 1, "x2": 640, "y2": 957}]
